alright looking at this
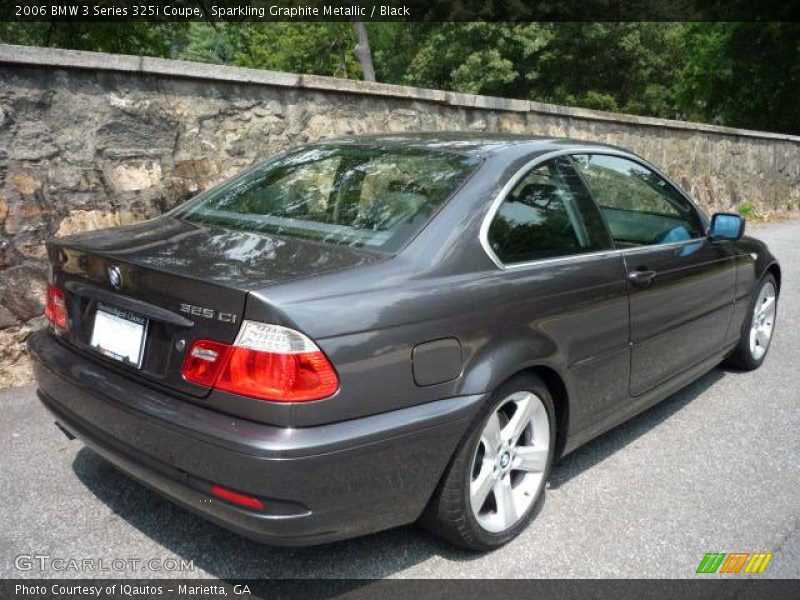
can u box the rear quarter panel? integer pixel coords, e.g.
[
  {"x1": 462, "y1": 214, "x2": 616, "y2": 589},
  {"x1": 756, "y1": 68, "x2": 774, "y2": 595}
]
[{"x1": 251, "y1": 252, "x2": 630, "y2": 431}]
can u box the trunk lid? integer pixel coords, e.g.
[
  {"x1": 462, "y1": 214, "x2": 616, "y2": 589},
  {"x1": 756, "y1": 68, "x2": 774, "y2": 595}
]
[{"x1": 48, "y1": 216, "x2": 383, "y2": 397}]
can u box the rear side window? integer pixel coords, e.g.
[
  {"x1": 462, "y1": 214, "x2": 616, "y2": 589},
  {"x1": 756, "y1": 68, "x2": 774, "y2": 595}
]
[
  {"x1": 487, "y1": 156, "x2": 613, "y2": 265},
  {"x1": 173, "y1": 146, "x2": 478, "y2": 253},
  {"x1": 571, "y1": 154, "x2": 704, "y2": 247}
]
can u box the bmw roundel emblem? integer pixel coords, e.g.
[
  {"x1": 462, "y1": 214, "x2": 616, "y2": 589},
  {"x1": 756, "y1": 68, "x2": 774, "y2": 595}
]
[{"x1": 107, "y1": 265, "x2": 122, "y2": 289}]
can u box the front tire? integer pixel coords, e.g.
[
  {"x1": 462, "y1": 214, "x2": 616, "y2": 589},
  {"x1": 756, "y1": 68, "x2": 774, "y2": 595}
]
[
  {"x1": 724, "y1": 273, "x2": 778, "y2": 371},
  {"x1": 421, "y1": 373, "x2": 556, "y2": 551}
]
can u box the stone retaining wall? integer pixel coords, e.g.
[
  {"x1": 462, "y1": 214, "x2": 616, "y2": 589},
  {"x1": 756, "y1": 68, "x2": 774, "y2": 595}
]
[{"x1": 1, "y1": 43, "x2": 799, "y2": 387}]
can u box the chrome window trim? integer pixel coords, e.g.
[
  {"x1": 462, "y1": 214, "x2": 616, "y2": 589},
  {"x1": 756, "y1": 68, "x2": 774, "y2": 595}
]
[
  {"x1": 479, "y1": 147, "x2": 708, "y2": 271},
  {"x1": 618, "y1": 237, "x2": 707, "y2": 256}
]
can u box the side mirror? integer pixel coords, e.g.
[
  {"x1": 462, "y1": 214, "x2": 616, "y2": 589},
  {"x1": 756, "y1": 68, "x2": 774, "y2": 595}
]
[{"x1": 709, "y1": 212, "x2": 745, "y2": 241}]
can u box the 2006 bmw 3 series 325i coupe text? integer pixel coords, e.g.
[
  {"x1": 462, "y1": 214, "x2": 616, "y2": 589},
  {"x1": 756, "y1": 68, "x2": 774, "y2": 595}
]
[{"x1": 30, "y1": 134, "x2": 781, "y2": 550}]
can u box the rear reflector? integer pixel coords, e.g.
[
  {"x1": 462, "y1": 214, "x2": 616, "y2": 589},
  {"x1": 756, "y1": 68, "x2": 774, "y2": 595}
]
[
  {"x1": 182, "y1": 321, "x2": 339, "y2": 402},
  {"x1": 44, "y1": 284, "x2": 68, "y2": 331},
  {"x1": 209, "y1": 485, "x2": 265, "y2": 510},
  {"x1": 182, "y1": 340, "x2": 231, "y2": 388}
]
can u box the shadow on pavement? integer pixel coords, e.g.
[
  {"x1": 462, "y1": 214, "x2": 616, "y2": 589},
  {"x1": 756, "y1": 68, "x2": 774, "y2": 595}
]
[
  {"x1": 549, "y1": 367, "x2": 726, "y2": 489},
  {"x1": 72, "y1": 366, "x2": 727, "y2": 579}
]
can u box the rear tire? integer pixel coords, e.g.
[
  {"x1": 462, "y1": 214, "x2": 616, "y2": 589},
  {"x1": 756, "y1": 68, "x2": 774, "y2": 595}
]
[
  {"x1": 724, "y1": 273, "x2": 778, "y2": 371},
  {"x1": 421, "y1": 373, "x2": 556, "y2": 551}
]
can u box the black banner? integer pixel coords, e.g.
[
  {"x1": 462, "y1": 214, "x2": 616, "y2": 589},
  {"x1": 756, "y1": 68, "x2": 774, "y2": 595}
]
[
  {"x1": 3, "y1": 579, "x2": 800, "y2": 600},
  {"x1": 2, "y1": 0, "x2": 800, "y2": 22}
]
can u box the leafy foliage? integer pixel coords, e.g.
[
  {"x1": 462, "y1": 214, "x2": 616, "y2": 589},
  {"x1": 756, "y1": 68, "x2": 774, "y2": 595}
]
[
  {"x1": 531, "y1": 23, "x2": 683, "y2": 116},
  {"x1": 171, "y1": 22, "x2": 362, "y2": 77},
  {"x1": 0, "y1": 21, "x2": 185, "y2": 56},
  {"x1": 398, "y1": 23, "x2": 553, "y2": 96},
  {"x1": 673, "y1": 23, "x2": 800, "y2": 134}
]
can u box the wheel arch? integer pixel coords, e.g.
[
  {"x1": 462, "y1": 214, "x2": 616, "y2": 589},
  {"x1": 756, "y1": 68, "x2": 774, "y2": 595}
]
[
  {"x1": 500, "y1": 364, "x2": 571, "y2": 461},
  {"x1": 461, "y1": 350, "x2": 574, "y2": 461},
  {"x1": 520, "y1": 365, "x2": 570, "y2": 460}
]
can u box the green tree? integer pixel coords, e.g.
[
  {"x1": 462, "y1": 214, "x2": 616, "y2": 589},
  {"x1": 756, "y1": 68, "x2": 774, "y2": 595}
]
[
  {"x1": 387, "y1": 23, "x2": 684, "y2": 118},
  {"x1": 172, "y1": 23, "x2": 236, "y2": 65},
  {"x1": 400, "y1": 23, "x2": 554, "y2": 97},
  {"x1": 226, "y1": 23, "x2": 361, "y2": 78},
  {"x1": 534, "y1": 23, "x2": 684, "y2": 117},
  {"x1": 0, "y1": 22, "x2": 184, "y2": 56},
  {"x1": 674, "y1": 23, "x2": 800, "y2": 134},
  {"x1": 366, "y1": 22, "x2": 422, "y2": 84}
]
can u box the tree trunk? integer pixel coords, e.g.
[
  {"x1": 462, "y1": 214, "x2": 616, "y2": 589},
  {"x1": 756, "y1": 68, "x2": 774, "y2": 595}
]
[{"x1": 352, "y1": 21, "x2": 376, "y2": 82}]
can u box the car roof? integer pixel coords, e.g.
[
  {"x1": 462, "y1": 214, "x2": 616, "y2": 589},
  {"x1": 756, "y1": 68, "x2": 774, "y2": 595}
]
[{"x1": 311, "y1": 132, "x2": 630, "y2": 158}]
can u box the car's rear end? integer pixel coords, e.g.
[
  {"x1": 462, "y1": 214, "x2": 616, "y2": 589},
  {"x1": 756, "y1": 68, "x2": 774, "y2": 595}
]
[{"x1": 29, "y1": 142, "x2": 485, "y2": 545}]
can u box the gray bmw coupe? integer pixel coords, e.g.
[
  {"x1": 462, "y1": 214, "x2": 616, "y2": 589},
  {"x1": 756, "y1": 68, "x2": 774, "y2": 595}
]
[{"x1": 30, "y1": 134, "x2": 780, "y2": 550}]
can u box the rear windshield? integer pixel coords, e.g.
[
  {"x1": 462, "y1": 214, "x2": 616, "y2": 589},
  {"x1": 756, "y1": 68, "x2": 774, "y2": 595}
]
[{"x1": 173, "y1": 145, "x2": 479, "y2": 252}]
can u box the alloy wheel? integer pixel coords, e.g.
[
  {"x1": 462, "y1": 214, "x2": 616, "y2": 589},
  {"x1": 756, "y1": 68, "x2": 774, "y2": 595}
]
[
  {"x1": 469, "y1": 391, "x2": 550, "y2": 533},
  {"x1": 749, "y1": 281, "x2": 777, "y2": 360}
]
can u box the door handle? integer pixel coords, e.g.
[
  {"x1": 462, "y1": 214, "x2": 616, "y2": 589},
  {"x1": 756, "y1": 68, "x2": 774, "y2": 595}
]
[{"x1": 628, "y1": 269, "x2": 657, "y2": 287}]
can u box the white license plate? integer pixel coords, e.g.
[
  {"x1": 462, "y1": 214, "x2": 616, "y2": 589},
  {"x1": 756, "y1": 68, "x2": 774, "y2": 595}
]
[{"x1": 90, "y1": 303, "x2": 148, "y2": 368}]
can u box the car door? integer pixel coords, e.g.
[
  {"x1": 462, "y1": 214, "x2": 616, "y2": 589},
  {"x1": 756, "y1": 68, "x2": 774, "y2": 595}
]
[
  {"x1": 572, "y1": 153, "x2": 737, "y2": 397},
  {"x1": 483, "y1": 155, "x2": 632, "y2": 432}
]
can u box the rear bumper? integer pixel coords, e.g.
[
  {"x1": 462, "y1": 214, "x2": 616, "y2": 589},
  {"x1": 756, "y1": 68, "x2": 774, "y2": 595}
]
[{"x1": 28, "y1": 329, "x2": 483, "y2": 546}]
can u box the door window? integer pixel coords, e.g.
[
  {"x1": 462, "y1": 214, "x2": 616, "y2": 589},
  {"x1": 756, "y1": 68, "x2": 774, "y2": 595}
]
[
  {"x1": 487, "y1": 157, "x2": 613, "y2": 264},
  {"x1": 571, "y1": 154, "x2": 704, "y2": 247}
]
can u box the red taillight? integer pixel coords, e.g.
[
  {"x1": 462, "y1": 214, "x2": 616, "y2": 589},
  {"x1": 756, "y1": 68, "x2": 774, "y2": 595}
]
[
  {"x1": 181, "y1": 321, "x2": 339, "y2": 403},
  {"x1": 44, "y1": 284, "x2": 68, "y2": 331},
  {"x1": 216, "y1": 347, "x2": 339, "y2": 402},
  {"x1": 209, "y1": 485, "x2": 265, "y2": 510}
]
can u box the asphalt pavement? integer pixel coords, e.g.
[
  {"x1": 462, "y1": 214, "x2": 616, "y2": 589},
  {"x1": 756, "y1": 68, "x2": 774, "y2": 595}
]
[{"x1": 1, "y1": 219, "x2": 798, "y2": 579}]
